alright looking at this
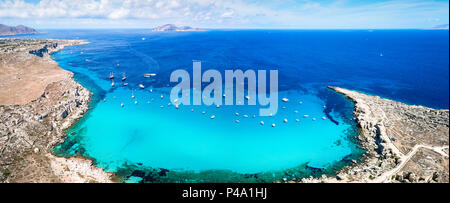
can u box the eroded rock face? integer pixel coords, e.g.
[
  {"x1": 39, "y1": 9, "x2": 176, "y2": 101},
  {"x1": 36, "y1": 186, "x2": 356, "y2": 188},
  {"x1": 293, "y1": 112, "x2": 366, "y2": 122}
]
[{"x1": 0, "y1": 79, "x2": 91, "y2": 182}]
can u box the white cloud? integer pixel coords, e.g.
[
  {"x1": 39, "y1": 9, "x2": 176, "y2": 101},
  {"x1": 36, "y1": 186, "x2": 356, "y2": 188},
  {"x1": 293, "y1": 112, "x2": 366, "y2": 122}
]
[{"x1": 0, "y1": 0, "x2": 448, "y2": 29}]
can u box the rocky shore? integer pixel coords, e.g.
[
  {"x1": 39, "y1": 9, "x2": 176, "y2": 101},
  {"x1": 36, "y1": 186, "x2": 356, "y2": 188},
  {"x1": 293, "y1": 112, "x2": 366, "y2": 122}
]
[
  {"x1": 0, "y1": 39, "x2": 112, "y2": 183},
  {"x1": 294, "y1": 87, "x2": 449, "y2": 183}
]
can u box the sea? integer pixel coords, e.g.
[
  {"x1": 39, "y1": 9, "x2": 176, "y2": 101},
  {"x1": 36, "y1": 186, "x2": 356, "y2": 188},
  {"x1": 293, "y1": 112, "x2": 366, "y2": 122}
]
[{"x1": 6, "y1": 29, "x2": 449, "y2": 182}]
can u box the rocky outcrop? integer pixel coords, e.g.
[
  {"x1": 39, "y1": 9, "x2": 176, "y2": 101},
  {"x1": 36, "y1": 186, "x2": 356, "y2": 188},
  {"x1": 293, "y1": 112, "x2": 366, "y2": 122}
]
[
  {"x1": 0, "y1": 24, "x2": 37, "y2": 36},
  {"x1": 0, "y1": 39, "x2": 112, "y2": 183},
  {"x1": 294, "y1": 87, "x2": 449, "y2": 183}
]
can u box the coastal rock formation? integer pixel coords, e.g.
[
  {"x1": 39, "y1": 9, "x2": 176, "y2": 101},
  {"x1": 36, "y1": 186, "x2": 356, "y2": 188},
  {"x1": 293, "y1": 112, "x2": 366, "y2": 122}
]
[
  {"x1": 0, "y1": 39, "x2": 112, "y2": 183},
  {"x1": 0, "y1": 24, "x2": 37, "y2": 36},
  {"x1": 152, "y1": 24, "x2": 204, "y2": 32},
  {"x1": 296, "y1": 87, "x2": 449, "y2": 183}
]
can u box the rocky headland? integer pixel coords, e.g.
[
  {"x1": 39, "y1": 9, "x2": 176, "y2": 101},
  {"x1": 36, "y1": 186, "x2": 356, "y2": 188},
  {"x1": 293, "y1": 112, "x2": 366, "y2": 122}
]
[
  {"x1": 0, "y1": 39, "x2": 112, "y2": 183},
  {"x1": 294, "y1": 87, "x2": 449, "y2": 183}
]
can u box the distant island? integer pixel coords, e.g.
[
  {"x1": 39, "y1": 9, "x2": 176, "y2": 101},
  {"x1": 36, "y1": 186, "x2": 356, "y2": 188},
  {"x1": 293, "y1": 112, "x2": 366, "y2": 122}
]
[
  {"x1": 152, "y1": 24, "x2": 204, "y2": 32},
  {"x1": 0, "y1": 24, "x2": 37, "y2": 36}
]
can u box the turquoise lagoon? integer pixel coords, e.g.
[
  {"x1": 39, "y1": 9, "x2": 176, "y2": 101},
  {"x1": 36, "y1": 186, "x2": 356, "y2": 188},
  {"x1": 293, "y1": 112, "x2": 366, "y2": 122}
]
[{"x1": 24, "y1": 29, "x2": 445, "y2": 182}]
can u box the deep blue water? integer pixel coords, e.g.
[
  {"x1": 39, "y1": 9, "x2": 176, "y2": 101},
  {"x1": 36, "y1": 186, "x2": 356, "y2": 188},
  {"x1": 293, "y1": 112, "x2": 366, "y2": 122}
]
[{"x1": 6, "y1": 29, "x2": 448, "y2": 182}]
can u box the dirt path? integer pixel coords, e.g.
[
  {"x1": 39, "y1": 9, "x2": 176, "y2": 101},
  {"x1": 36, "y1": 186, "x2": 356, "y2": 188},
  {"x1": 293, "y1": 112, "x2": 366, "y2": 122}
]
[{"x1": 372, "y1": 145, "x2": 449, "y2": 183}]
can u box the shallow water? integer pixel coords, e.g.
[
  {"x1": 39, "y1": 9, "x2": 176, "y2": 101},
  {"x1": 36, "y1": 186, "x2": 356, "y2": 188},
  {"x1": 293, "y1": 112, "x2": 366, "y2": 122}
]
[{"x1": 10, "y1": 29, "x2": 448, "y2": 182}]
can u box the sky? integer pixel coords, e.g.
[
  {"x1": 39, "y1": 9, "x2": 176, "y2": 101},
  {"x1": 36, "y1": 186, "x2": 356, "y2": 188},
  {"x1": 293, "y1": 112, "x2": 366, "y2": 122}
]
[{"x1": 0, "y1": 0, "x2": 449, "y2": 29}]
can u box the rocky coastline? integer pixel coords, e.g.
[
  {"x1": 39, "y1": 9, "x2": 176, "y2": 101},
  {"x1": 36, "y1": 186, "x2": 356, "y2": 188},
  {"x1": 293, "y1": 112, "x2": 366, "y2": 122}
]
[
  {"x1": 294, "y1": 87, "x2": 449, "y2": 183},
  {"x1": 0, "y1": 39, "x2": 112, "y2": 183}
]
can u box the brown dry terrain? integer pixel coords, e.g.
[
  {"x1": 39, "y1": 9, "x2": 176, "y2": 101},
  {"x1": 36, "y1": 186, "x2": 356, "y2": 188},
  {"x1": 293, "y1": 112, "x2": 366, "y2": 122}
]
[
  {"x1": 0, "y1": 39, "x2": 74, "y2": 105},
  {"x1": 0, "y1": 38, "x2": 112, "y2": 183}
]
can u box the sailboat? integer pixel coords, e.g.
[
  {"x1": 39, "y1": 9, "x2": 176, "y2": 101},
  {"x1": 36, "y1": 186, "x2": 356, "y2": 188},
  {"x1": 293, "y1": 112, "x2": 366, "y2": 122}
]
[{"x1": 109, "y1": 72, "x2": 115, "y2": 79}]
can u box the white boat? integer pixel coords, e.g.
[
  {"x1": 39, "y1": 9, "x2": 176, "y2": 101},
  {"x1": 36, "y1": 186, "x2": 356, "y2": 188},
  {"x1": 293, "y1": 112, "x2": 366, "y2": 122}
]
[
  {"x1": 284, "y1": 118, "x2": 288, "y2": 123},
  {"x1": 322, "y1": 117, "x2": 327, "y2": 120},
  {"x1": 235, "y1": 120, "x2": 240, "y2": 123},
  {"x1": 296, "y1": 119, "x2": 300, "y2": 122},
  {"x1": 111, "y1": 81, "x2": 115, "y2": 87},
  {"x1": 121, "y1": 103, "x2": 124, "y2": 107},
  {"x1": 245, "y1": 96, "x2": 250, "y2": 100},
  {"x1": 272, "y1": 123, "x2": 276, "y2": 127},
  {"x1": 122, "y1": 73, "x2": 127, "y2": 81},
  {"x1": 124, "y1": 83, "x2": 129, "y2": 86},
  {"x1": 211, "y1": 115, "x2": 216, "y2": 119},
  {"x1": 135, "y1": 101, "x2": 138, "y2": 105},
  {"x1": 243, "y1": 115, "x2": 249, "y2": 118},
  {"x1": 109, "y1": 72, "x2": 115, "y2": 79},
  {"x1": 139, "y1": 84, "x2": 145, "y2": 89},
  {"x1": 304, "y1": 115, "x2": 309, "y2": 118},
  {"x1": 144, "y1": 73, "x2": 157, "y2": 78},
  {"x1": 260, "y1": 121, "x2": 264, "y2": 125},
  {"x1": 282, "y1": 98, "x2": 289, "y2": 102}
]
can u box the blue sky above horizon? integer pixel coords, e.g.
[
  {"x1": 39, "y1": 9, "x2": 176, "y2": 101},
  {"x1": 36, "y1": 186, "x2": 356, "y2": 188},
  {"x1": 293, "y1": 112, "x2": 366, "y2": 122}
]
[{"x1": 0, "y1": 0, "x2": 449, "y2": 29}]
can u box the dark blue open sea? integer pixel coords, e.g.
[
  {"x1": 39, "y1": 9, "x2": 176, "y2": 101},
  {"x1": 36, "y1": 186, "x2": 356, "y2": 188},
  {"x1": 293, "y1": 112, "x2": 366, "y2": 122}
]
[{"x1": 8, "y1": 29, "x2": 449, "y2": 182}]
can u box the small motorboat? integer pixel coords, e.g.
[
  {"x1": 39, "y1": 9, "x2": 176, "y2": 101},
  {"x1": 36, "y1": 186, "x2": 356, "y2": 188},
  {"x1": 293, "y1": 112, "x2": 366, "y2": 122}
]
[
  {"x1": 139, "y1": 84, "x2": 145, "y2": 89},
  {"x1": 144, "y1": 73, "x2": 157, "y2": 78}
]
